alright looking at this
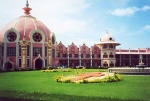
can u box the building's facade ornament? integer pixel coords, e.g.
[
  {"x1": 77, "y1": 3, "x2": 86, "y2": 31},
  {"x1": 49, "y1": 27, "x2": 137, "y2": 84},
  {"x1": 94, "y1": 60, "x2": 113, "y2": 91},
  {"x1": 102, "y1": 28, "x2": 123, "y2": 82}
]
[{"x1": 20, "y1": 36, "x2": 28, "y2": 69}]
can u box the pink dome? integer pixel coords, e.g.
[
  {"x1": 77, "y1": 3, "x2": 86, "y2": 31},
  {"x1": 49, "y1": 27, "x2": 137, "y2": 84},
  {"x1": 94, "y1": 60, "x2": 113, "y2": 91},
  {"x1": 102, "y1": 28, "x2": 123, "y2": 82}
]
[
  {"x1": 0, "y1": 15, "x2": 51, "y2": 42},
  {"x1": 0, "y1": 1, "x2": 51, "y2": 42}
]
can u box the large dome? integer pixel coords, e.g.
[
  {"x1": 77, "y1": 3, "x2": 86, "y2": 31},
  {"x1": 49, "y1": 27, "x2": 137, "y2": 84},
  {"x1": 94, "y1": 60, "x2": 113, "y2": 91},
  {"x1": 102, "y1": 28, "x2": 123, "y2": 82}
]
[{"x1": 0, "y1": 2, "x2": 51, "y2": 42}]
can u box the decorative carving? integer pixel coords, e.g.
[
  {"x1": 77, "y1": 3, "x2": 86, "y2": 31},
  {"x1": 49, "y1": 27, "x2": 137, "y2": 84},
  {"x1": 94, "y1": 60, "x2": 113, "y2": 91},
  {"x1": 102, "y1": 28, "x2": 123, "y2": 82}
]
[
  {"x1": 20, "y1": 36, "x2": 28, "y2": 47},
  {"x1": 47, "y1": 39, "x2": 51, "y2": 48},
  {"x1": 20, "y1": 36, "x2": 28, "y2": 69}
]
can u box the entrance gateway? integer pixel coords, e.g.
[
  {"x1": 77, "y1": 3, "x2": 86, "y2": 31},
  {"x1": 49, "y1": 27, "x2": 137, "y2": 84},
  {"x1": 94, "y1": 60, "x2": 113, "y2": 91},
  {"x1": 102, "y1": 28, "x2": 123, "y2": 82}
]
[{"x1": 35, "y1": 58, "x2": 43, "y2": 70}]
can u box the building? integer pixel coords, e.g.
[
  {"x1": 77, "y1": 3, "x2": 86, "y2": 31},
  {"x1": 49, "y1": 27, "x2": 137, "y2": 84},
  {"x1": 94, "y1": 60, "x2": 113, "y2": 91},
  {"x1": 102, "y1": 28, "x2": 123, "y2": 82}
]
[
  {"x1": 0, "y1": 1, "x2": 150, "y2": 71},
  {"x1": 0, "y1": 1, "x2": 59, "y2": 70}
]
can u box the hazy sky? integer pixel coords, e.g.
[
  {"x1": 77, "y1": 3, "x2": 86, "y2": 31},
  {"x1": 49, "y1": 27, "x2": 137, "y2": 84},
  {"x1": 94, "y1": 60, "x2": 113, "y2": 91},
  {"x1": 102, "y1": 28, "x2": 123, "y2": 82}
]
[{"x1": 0, "y1": 0, "x2": 150, "y2": 49}]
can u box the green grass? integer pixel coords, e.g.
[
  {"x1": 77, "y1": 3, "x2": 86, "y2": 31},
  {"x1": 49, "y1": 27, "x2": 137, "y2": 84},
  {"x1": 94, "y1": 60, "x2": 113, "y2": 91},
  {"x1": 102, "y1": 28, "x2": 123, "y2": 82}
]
[{"x1": 0, "y1": 69, "x2": 150, "y2": 101}]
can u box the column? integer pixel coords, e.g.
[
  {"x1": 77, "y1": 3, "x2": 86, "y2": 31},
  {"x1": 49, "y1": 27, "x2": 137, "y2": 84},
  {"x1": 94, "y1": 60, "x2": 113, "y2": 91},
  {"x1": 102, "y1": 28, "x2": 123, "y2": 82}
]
[
  {"x1": 79, "y1": 46, "x2": 81, "y2": 66},
  {"x1": 47, "y1": 40, "x2": 52, "y2": 67},
  {"x1": 20, "y1": 37, "x2": 28, "y2": 69},
  {"x1": 90, "y1": 47, "x2": 92, "y2": 67},
  {"x1": 67, "y1": 46, "x2": 69, "y2": 67}
]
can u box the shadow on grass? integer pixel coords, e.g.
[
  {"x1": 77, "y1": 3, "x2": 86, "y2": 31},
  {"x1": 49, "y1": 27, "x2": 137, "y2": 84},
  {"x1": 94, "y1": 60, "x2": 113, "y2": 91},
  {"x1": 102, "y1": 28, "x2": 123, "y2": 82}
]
[{"x1": 0, "y1": 90, "x2": 146, "y2": 101}]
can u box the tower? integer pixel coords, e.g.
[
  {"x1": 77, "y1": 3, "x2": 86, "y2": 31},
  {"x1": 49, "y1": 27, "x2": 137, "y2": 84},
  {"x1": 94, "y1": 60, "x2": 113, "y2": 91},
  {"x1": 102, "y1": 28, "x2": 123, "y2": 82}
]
[{"x1": 96, "y1": 31, "x2": 120, "y2": 67}]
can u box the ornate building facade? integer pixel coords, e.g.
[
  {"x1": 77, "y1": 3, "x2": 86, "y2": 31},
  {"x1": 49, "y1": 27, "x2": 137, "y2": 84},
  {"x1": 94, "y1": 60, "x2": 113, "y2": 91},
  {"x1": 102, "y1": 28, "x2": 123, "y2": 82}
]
[
  {"x1": 0, "y1": 1, "x2": 58, "y2": 70},
  {"x1": 0, "y1": 1, "x2": 150, "y2": 71}
]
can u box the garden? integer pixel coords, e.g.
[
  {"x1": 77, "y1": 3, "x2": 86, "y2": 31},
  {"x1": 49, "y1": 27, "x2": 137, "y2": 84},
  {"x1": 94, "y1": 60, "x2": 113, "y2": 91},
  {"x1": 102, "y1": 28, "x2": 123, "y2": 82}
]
[{"x1": 0, "y1": 68, "x2": 150, "y2": 101}]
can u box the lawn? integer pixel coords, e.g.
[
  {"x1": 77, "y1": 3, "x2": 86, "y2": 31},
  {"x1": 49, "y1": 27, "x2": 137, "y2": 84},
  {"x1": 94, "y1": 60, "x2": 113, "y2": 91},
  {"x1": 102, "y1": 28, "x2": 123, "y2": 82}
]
[{"x1": 0, "y1": 69, "x2": 150, "y2": 101}]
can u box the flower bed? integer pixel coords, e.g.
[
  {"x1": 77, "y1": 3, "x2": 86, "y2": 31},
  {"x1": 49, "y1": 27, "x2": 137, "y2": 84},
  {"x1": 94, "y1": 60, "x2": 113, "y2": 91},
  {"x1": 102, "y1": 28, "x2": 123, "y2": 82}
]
[{"x1": 54, "y1": 72, "x2": 122, "y2": 84}]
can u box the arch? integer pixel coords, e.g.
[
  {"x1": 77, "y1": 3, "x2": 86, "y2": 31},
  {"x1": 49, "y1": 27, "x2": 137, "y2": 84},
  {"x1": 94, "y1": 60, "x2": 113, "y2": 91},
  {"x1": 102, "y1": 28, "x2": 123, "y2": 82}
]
[
  {"x1": 103, "y1": 52, "x2": 108, "y2": 58},
  {"x1": 110, "y1": 61, "x2": 114, "y2": 67},
  {"x1": 103, "y1": 62, "x2": 108, "y2": 67},
  {"x1": 35, "y1": 58, "x2": 43, "y2": 70},
  {"x1": 34, "y1": 54, "x2": 44, "y2": 69},
  {"x1": 109, "y1": 52, "x2": 114, "y2": 58},
  {"x1": 4, "y1": 61, "x2": 13, "y2": 71}
]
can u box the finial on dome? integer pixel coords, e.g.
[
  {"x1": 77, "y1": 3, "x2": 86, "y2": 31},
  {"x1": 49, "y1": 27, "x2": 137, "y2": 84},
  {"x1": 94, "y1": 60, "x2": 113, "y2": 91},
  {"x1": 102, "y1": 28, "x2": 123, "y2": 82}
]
[
  {"x1": 23, "y1": 0, "x2": 32, "y2": 15},
  {"x1": 26, "y1": 0, "x2": 29, "y2": 7}
]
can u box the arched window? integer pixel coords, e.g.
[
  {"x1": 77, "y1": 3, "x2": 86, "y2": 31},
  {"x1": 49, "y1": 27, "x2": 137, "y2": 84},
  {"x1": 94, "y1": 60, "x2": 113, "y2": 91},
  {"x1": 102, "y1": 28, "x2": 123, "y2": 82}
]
[
  {"x1": 109, "y1": 52, "x2": 114, "y2": 58},
  {"x1": 103, "y1": 44, "x2": 107, "y2": 49},
  {"x1": 103, "y1": 53, "x2": 108, "y2": 58},
  {"x1": 103, "y1": 62, "x2": 108, "y2": 67},
  {"x1": 109, "y1": 44, "x2": 113, "y2": 48}
]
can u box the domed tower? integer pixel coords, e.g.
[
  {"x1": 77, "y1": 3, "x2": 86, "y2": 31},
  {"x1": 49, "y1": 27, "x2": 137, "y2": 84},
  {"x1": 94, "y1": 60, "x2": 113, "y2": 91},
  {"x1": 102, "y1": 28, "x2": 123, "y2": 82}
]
[
  {"x1": 96, "y1": 31, "x2": 120, "y2": 67},
  {"x1": 0, "y1": 1, "x2": 58, "y2": 70}
]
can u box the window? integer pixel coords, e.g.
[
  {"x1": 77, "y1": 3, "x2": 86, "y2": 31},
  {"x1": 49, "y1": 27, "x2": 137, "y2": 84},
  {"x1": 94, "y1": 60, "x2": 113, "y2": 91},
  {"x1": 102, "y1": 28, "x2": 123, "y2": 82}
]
[
  {"x1": 52, "y1": 49, "x2": 55, "y2": 57},
  {"x1": 33, "y1": 47, "x2": 42, "y2": 56},
  {"x1": 7, "y1": 32, "x2": 17, "y2": 42},
  {"x1": 27, "y1": 59, "x2": 30, "y2": 67},
  {"x1": 92, "y1": 54, "x2": 94, "y2": 58},
  {"x1": 69, "y1": 54, "x2": 72, "y2": 58},
  {"x1": 33, "y1": 32, "x2": 42, "y2": 42},
  {"x1": 63, "y1": 54, "x2": 67, "y2": 57},
  {"x1": 109, "y1": 44, "x2": 113, "y2": 48},
  {"x1": 19, "y1": 59, "x2": 21, "y2": 67},
  {"x1": 27, "y1": 45, "x2": 30, "y2": 56},
  {"x1": 45, "y1": 59, "x2": 47, "y2": 66},
  {"x1": 19, "y1": 45, "x2": 21, "y2": 56},
  {"x1": 103, "y1": 53, "x2": 108, "y2": 58},
  {"x1": 86, "y1": 54, "x2": 90, "y2": 58},
  {"x1": 81, "y1": 54, "x2": 83, "y2": 58},
  {"x1": 74, "y1": 54, "x2": 78, "y2": 58},
  {"x1": 103, "y1": 44, "x2": 107, "y2": 49},
  {"x1": 45, "y1": 46, "x2": 47, "y2": 56},
  {"x1": 7, "y1": 47, "x2": 16, "y2": 56},
  {"x1": 97, "y1": 54, "x2": 100, "y2": 58}
]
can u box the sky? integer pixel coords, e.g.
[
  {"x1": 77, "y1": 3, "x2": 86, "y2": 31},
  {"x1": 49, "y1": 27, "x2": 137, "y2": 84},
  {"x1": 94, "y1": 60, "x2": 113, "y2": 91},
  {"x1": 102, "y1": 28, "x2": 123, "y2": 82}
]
[{"x1": 0, "y1": 0, "x2": 150, "y2": 49}]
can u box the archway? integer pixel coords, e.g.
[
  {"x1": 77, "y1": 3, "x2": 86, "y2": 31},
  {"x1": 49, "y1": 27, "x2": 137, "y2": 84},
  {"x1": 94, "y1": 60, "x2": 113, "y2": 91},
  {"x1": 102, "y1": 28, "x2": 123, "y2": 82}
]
[
  {"x1": 35, "y1": 58, "x2": 43, "y2": 70},
  {"x1": 4, "y1": 61, "x2": 13, "y2": 71}
]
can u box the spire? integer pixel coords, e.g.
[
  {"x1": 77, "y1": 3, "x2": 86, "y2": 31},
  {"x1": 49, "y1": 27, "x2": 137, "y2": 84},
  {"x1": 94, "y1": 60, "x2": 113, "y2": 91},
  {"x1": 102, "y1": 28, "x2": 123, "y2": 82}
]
[
  {"x1": 23, "y1": 0, "x2": 32, "y2": 15},
  {"x1": 26, "y1": 0, "x2": 29, "y2": 7}
]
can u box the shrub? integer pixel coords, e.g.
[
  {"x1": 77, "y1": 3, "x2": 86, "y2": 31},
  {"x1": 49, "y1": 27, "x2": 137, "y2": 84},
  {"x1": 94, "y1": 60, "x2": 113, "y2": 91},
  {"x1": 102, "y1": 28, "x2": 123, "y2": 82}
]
[
  {"x1": 54, "y1": 75, "x2": 63, "y2": 82},
  {"x1": 62, "y1": 68, "x2": 72, "y2": 72},
  {"x1": 114, "y1": 73, "x2": 122, "y2": 81}
]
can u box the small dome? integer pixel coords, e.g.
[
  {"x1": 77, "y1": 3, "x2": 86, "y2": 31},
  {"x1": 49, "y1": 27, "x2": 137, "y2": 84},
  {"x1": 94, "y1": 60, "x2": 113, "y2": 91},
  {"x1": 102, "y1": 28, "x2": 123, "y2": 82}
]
[{"x1": 100, "y1": 33, "x2": 115, "y2": 42}]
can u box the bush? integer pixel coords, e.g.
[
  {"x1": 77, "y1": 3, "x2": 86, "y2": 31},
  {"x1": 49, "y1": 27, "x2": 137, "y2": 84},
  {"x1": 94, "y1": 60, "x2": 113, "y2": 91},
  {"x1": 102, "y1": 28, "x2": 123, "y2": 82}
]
[
  {"x1": 114, "y1": 73, "x2": 122, "y2": 81},
  {"x1": 54, "y1": 75, "x2": 63, "y2": 82},
  {"x1": 62, "y1": 68, "x2": 72, "y2": 72}
]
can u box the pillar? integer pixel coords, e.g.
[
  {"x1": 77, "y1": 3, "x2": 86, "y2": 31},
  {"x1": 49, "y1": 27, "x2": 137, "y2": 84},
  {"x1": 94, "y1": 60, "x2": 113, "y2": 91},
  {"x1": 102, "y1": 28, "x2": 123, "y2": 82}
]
[
  {"x1": 20, "y1": 36, "x2": 28, "y2": 69},
  {"x1": 47, "y1": 40, "x2": 52, "y2": 67}
]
